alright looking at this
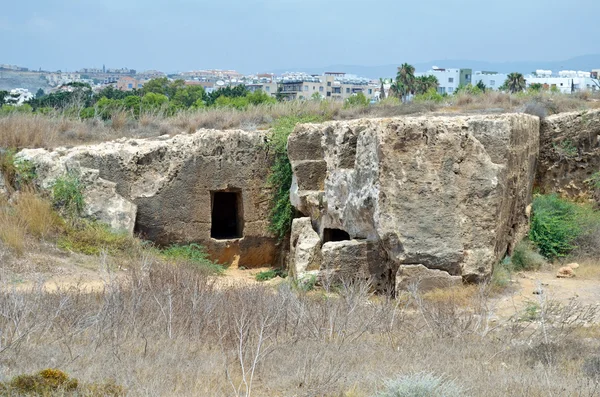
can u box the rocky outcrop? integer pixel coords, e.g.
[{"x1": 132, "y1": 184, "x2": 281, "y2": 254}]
[
  {"x1": 396, "y1": 264, "x2": 463, "y2": 292},
  {"x1": 17, "y1": 130, "x2": 278, "y2": 267},
  {"x1": 289, "y1": 217, "x2": 321, "y2": 279},
  {"x1": 536, "y1": 109, "x2": 600, "y2": 200},
  {"x1": 288, "y1": 114, "x2": 539, "y2": 290}
]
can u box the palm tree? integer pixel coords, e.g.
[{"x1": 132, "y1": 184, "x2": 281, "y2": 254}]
[
  {"x1": 415, "y1": 75, "x2": 439, "y2": 95},
  {"x1": 396, "y1": 63, "x2": 416, "y2": 101},
  {"x1": 379, "y1": 78, "x2": 386, "y2": 100},
  {"x1": 504, "y1": 73, "x2": 526, "y2": 93}
]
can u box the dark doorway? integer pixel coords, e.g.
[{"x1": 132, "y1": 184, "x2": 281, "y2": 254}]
[
  {"x1": 323, "y1": 228, "x2": 350, "y2": 243},
  {"x1": 211, "y1": 191, "x2": 243, "y2": 239}
]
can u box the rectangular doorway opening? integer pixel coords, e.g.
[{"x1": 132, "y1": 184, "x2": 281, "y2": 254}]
[
  {"x1": 211, "y1": 191, "x2": 243, "y2": 239},
  {"x1": 323, "y1": 228, "x2": 350, "y2": 243}
]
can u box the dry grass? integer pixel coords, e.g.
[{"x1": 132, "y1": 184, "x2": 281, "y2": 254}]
[
  {"x1": 567, "y1": 259, "x2": 600, "y2": 280},
  {"x1": 13, "y1": 190, "x2": 62, "y2": 239},
  {"x1": 0, "y1": 260, "x2": 598, "y2": 397},
  {"x1": 2, "y1": 91, "x2": 598, "y2": 150},
  {"x1": 421, "y1": 284, "x2": 479, "y2": 306},
  {"x1": 0, "y1": 212, "x2": 27, "y2": 256}
]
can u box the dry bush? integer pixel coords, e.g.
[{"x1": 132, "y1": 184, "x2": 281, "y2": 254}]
[
  {"x1": 0, "y1": 259, "x2": 599, "y2": 396},
  {"x1": 13, "y1": 190, "x2": 62, "y2": 239},
  {"x1": 0, "y1": 212, "x2": 27, "y2": 255},
  {"x1": 110, "y1": 111, "x2": 128, "y2": 131},
  {"x1": 421, "y1": 285, "x2": 479, "y2": 307}
]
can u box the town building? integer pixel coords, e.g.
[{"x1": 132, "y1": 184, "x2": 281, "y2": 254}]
[
  {"x1": 416, "y1": 67, "x2": 472, "y2": 94},
  {"x1": 471, "y1": 71, "x2": 508, "y2": 90},
  {"x1": 526, "y1": 70, "x2": 600, "y2": 93},
  {"x1": 275, "y1": 72, "x2": 378, "y2": 101},
  {"x1": 116, "y1": 76, "x2": 148, "y2": 91}
]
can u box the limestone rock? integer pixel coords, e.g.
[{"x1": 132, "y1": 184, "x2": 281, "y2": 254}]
[
  {"x1": 288, "y1": 114, "x2": 539, "y2": 282},
  {"x1": 289, "y1": 217, "x2": 322, "y2": 278},
  {"x1": 17, "y1": 129, "x2": 278, "y2": 268},
  {"x1": 396, "y1": 264, "x2": 463, "y2": 292},
  {"x1": 566, "y1": 262, "x2": 580, "y2": 269},
  {"x1": 557, "y1": 266, "x2": 575, "y2": 278},
  {"x1": 536, "y1": 109, "x2": 600, "y2": 200}
]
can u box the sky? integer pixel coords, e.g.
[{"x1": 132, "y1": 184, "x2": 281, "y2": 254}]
[{"x1": 2, "y1": 0, "x2": 599, "y2": 74}]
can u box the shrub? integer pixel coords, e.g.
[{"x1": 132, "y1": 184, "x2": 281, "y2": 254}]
[
  {"x1": 0, "y1": 211, "x2": 27, "y2": 255},
  {"x1": 58, "y1": 220, "x2": 133, "y2": 255},
  {"x1": 375, "y1": 372, "x2": 466, "y2": 397},
  {"x1": 4, "y1": 368, "x2": 77, "y2": 394},
  {"x1": 413, "y1": 88, "x2": 444, "y2": 103},
  {"x1": 344, "y1": 92, "x2": 370, "y2": 108},
  {"x1": 524, "y1": 101, "x2": 548, "y2": 119},
  {"x1": 52, "y1": 173, "x2": 85, "y2": 216},
  {"x1": 530, "y1": 194, "x2": 582, "y2": 259},
  {"x1": 267, "y1": 116, "x2": 322, "y2": 240},
  {"x1": 161, "y1": 243, "x2": 224, "y2": 274},
  {"x1": 510, "y1": 241, "x2": 546, "y2": 271},
  {"x1": 491, "y1": 257, "x2": 512, "y2": 291},
  {"x1": 0, "y1": 368, "x2": 125, "y2": 396},
  {"x1": 14, "y1": 190, "x2": 62, "y2": 239},
  {"x1": 583, "y1": 356, "x2": 600, "y2": 379},
  {"x1": 255, "y1": 268, "x2": 287, "y2": 282}
]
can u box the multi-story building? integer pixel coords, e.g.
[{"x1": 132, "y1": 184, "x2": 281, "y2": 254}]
[
  {"x1": 526, "y1": 70, "x2": 599, "y2": 93},
  {"x1": 416, "y1": 67, "x2": 472, "y2": 94},
  {"x1": 275, "y1": 72, "x2": 378, "y2": 101},
  {"x1": 471, "y1": 71, "x2": 507, "y2": 90},
  {"x1": 116, "y1": 76, "x2": 148, "y2": 91}
]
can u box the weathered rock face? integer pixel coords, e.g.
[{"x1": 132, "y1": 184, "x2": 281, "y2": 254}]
[
  {"x1": 288, "y1": 114, "x2": 539, "y2": 290},
  {"x1": 18, "y1": 130, "x2": 278, "y2": 268},
  {"x1": 536, "y1": 109, "x2": 600, "y2": 200}
]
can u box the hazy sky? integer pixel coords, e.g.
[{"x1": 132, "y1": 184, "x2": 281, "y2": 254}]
[{"x1": 2, "y1": 0, "x2": 599, "y2": 73}]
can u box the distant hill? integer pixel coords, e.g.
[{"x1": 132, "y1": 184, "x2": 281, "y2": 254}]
[{"x1": 273, "y1": 54, "x2": 600, "y2": 79}]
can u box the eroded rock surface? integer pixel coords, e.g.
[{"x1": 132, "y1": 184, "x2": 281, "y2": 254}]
[
  {"x1": 288, "y1": 114, "x2": 540, "y2": 289},
  {"x1": 18, "y1": 129, "x2": 278, "y2": 267},
  {"x1": 536, "y1": 109, "x2": 600, "y2": 200}
]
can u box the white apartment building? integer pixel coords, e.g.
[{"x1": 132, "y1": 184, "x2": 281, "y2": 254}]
[
  {"x1": 526, "y1": 70, "x2": 600, "y2": 93},
  {"x1": 471, "y1": 71, "x2": 508, "y2": 90},
  {"x1": 416, "y1": 67, "x2": 472, "y2": 94}
]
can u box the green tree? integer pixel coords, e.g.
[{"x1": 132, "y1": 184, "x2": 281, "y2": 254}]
[
  {"x1": 396, "y1": 63, "x2": 416, "y2": 101},
  {"x1": 475, "y1": 80, "x2": 487, "y2": 92},
  {"x1": 414, "y1": 75, "x2": 439, "y2": 95},
  {"x1": 246, "y1": 90, "x2": 276, "y2": 106},
  {"x1": 504, "y1": 72, "x2": 527, "y2": 93},
  {"x1": 35, "y1": 88, "x2": 45, "y2": 99},
  {"x1": 172, "y1": 85, "x2": 205, "y2": 108},
  {"x1": 0, "y1": 90, "x2": 7, "y2": 106},
  {"x1": 141, "y1": 92, "x2": 169, "y2": 109},
  {"x1": 529, "y1": 83, "x2": 544, "y2": 92},
  {"x1": 379, "y1": 78, "x2": 386, "y2": 100},
  {"x1": 344, "y1": 92, "x2": 369, "y2": 107},
  {"x1": 142, "y1": 77, "x2": 185, "y2": 98}
]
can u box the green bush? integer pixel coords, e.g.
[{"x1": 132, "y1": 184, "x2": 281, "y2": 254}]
[
  {"x1": 161, "y1": 243, "x2": 224, "y2": 274},
  {"x1": 255, "y1": 268, "x2": 287, "y2": 281},
  {"x1": 344, "y1": 92, "x2": 369, "y2": 108},
  {"x1": 529, "y1": 194, "x2": 600, "y2": 259},
  {"x1": 267, "y1": 116, "x2": 322, "y2": 240},
  {"x1": 375, "y1": 372, "x2": 466, "y2": 397},
  {"x1": 52, "y1": 173, "x2": 85, "y2": 216},
  {"x1": 58, "y1": 220, "x2": 133, "y2": 255},
  {"x1": 413, "y1": 88, "x2": 444, "y2": 103},
  {"x1": 510, "y1": 241, "x2": 546, "y2": 271}
]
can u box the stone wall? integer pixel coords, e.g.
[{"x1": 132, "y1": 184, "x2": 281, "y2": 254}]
[
  {"x1": 18, "y1": 130, "x2": 279, "y2": 268},
  {"x1": 536, "y1": 109, "x2": 600, "y2": 200},
  {"x1": 288, "y1": 114, "x2": 540, "y2": 291}
]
